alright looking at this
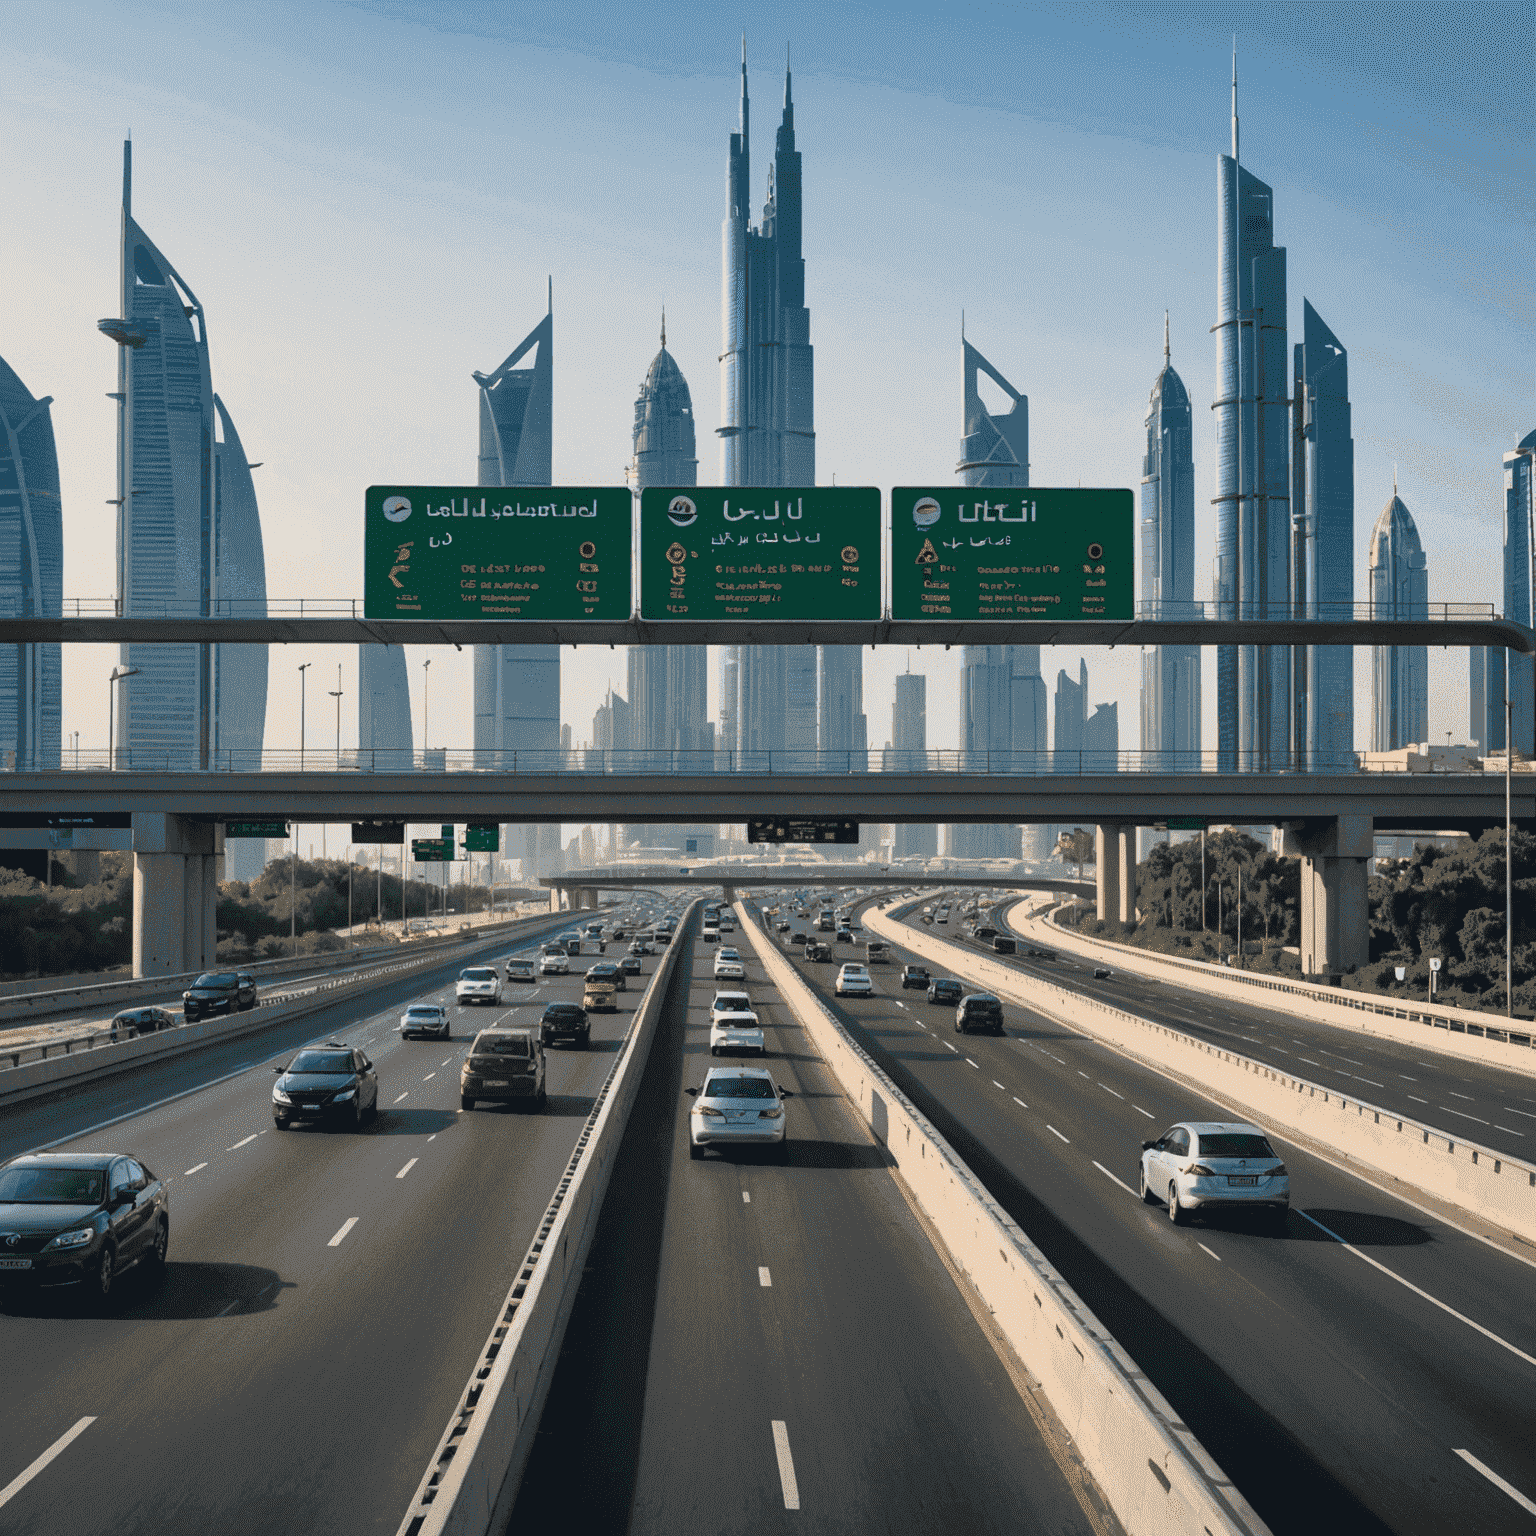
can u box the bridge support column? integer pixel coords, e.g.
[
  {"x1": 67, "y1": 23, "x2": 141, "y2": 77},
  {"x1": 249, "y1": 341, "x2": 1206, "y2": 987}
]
[
  {"x1": 721, "y1": 885, "x2": 737, "y2": 907},
  {"x1": 1283, "y1": 816, "x2": 1372, "y2": 977},
  {"x1": 549, "y1": 887, "x2": 563, "y2": 913},
  {"x1": 131, "y1": 814, "x2": 222, "y2": 978},
  {"x1": 1095, "y1": 825, "x2": 1136, "y2": 924}
]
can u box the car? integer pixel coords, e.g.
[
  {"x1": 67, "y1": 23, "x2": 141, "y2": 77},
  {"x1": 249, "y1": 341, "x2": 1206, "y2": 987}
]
[
  {"x1": 620, "y1": 954, "x2": 643, "y2": 975},
  {"x1": 629, "y1": 936, "x2": 654, "y2": 957},
  {"x1": 181, "y1": 971, "x2": 256, "y2": 1022},
  {"x1": 1140, "y1": 1121, "x2": 1289, "y2": 1228},
  {"x1": 992, "y1": 936, "x2": 1017, "y2": 954},
  {"x1": 1025, "y1": 946, "x2": 1057, "y2": 961},
  {"x1": 0, "y1": 1153, "x2": 169, "y2": 1307},
  {"x1": 926, "y1": 978, "x2": 964, "y2": 1005},
  {"x1": 272, "y1": 1042, "x2": 379, "y2": 1129},
  {"x1": 542, "y1": 1000, "x2": 592, "y2": 1046},
  {"x1": 974, "y1": 925, "x2": 999, "y2": 940},
  {"x1": 399, "y1": 1004, "x2": 450, "y2": 1040},
  {"x1": 864, "y1": 940, "x2": 890, "y2": 963},
  {"x1": 714, "y1": 948, "x2": 746, "y2": 980},
  {"x1": 1092, "y1": 966, "x2": 1113, "y2": 980},
  {"x1": 687, "y1": 1066, "x2": 792, "y2": 1160},
  {"x1": 775, "y1": 921, "x2": 791, "y2": 933},
  {"x1": 710, "y1": 1010, "x2": 766, "y2": 1056},
  {"x1": 110, "y1": 1006, "x2": 175, "y2": 1038},
  {"x1": 586, "y1": 960, "x2": 626, "y2": 992},
  {"x1": 834, "y1": 927, "x2": 853, "y2": 944},
  {"x1": 461, "y1": 1028, "x2": 546, "y2": 1109},
  {"x1": 610, "y1": 927, "x2": 628, "y2": 941},
  {"x1": 539, "y1": 949, "x2": 571, "y2": 976},
  {"x1": 900, "y1": 965, "x2": 930, "y2": 989},
  {"x1": 835, "y1": 963, "x2": 874, "y2": 997},
  {"x1": 505, "y1": 957, "x2": 537, "y2": 982},
  {"x1": 785, "y1": 931, "x2": 807, "y2": 946},
  {"x1": 456, "y1": 967, "x2": 503, "y2": 1006},
  {"x1": 955, "y1": 993, "x2": 1005, "y2": 1034},
  {"x1": 803, "y1": 940, "x2": 833, "y2": 962},
  {"x1": 702, "y1": 925, "x2": 720, "y2": 944}
]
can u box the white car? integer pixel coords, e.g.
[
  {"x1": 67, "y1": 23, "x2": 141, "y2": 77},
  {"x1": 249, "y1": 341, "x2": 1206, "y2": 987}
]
[
  {"x1": 834, "y1": 963, "x2": 873, "y2": 997},
  {"x1": 710, "y1": 1010, "x2": 765, "y2": 1057},
  {"x1": 1140, "y1": 1121, "x2": 1290, "y2": 1230},
  {"x1": 713, "y1": 947, "x2": 746, "y2": 980},
  {"x1": 538, "y1": 949, "x2": 570, "y2": 977},
  {"x1": 456, "y1": 967, "x2": 503, "y2": 1006},
  {"x1": 399, "y1": 1003, "x2": 450, "y2": 1039},
  {"x1": 505, "y1": 957, "x2": 536, "y2": 982},
  {"x1": 688, "y1": 1065, "x2": 791, "y2": 1160},
  {"x1": 710, "y1": 990, "x2": 752, "y2": 1025}
]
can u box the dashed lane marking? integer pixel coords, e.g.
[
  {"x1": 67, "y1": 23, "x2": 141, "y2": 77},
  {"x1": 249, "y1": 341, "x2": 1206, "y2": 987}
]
[
  {"x1": 1495, "y1": 1126, "x2": 1525, "y2": 1137},
  {"x1": 1408, "y1": 1095, "x2": 1429, "y2": 1103},
  {"x1": 771, "y1": 1421, "x2": 800, "y2": 1511},
  {"x1": 0, "y1": 1418, "x2": 97, "y2": 1511},
  {"x1": 742, "y1": 1191, "x2": 751, "y2": 1203},
  {"x1": 1453, "y1": 1448, "x2": 1536, "y2": 1517},
  {"x1": 328, "y1": 1218, "x2": 359, "y2": 1248},
  {"x1": 423, "y1": 1073, "x2": 436, "y2": 1081},
  {"x1": 993, "y1": 1080, "x2": 1006, "y2": 1090},
  {"x1": 1013, "y1": 1097, "x2": 1029, "y2": 1109},
  {"x1": 758, "y1": 1267, "x2": 772, "y2": 1287},
  {"x1": 944, "y1": 1041, "x2": 958, "y2": 1053},
  {"x1": 1047, "y1": 1125, "x2": 1070, "y2": 1144},
  {"x1": 394, "y1": 1092, "x2": 409, "y2": 1104},
  {"x1": 1134, "y1": 1106, "x2": 1155, "y2": 1118},
  {"x1": 1441, "y1": 1106, "x2": 1490, "y2": 1125},
  {"x1": 396, "y1": 1158, "x2": 418, "y2": 1179},
  {"x1": 1092, "y1": 1161, "x2": 1137, "y2": 1198},
  {"x1": 965, "y1": 1058, "x2": 980, "y2": 1069},
  {"x1": 227, "y1": 1135, "x2": 257, "y2": 1151},
  {"x1": 1099, "y1": 1083, "x2": 1124, "y2": 1099},
  {"x1": 183, "y1": 1163, "x2": 207, "y2": 1176},
  {"x1": 1449, "y1": 1091, "x2": 1475, "y2": 1101},
  {"x1": 1198, "y1": 1243, "x2": 1222, "y2": 1262}
]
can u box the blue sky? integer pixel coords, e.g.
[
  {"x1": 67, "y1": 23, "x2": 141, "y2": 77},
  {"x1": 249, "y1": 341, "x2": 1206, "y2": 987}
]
[{"x1": 1, "y1": 1, "x2": 1530, "y2": 830}]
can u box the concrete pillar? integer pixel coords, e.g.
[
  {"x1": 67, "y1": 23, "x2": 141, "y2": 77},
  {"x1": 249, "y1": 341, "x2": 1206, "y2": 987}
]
[
  {"x1": 721, "y1": 884, "x2": 737, "y2": 906},
  {"x1": 1095, "y1": 824, "x2": 1119, "y2": 922},
  {"x1": 1282, "y1": 815, "x2": 1372, "y2": 977},
  {"x1": 131, "y1": 813, "x2": 220, "y2": 977},
  {"x1": 1116, "y1": 825, "x2": 1137, "y2": 925},
  {"x1": 548, "y1": 887, "x2": 563, "y2": 913}
]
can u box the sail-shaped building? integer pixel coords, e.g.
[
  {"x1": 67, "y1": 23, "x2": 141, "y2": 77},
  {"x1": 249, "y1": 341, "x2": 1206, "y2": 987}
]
[
  {"x1": 1368, "y1": 483, "x2": 1429, "y2": 752},
  {"x1": 0, "y1": 353, "x2": 62, "y2": 769},
  {"x1": 211, "y1": 396, "x2": 267, "y2": 767}
]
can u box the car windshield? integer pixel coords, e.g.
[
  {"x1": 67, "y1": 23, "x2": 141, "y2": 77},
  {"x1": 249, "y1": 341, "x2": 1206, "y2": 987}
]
[
  {"x1": 405, "y1": 1007, "x2": 440, "y2": 1017},
  {"x1": 289, "y1": 1051, "x2": 354, "y2": 1074},
  {"x1": 462, "y1": 969, "x2": 497, "y2": 982},
  {"x1": 716, "y1": 1015, "x2": 759, "y2": 1028},
  {"x1": 704, "y1": 1076, "x2": 776, "y2": 1100},
  {"x1": 1197, "y1": 1132, "x2": 1276, "y2": 1159},
  {"x1": 192, "y1": 973, "x2": 238, "y2": 988},
  {"x1": 0, "y1": 1166, "x2": 105, "y2": 1204},
  {"x1": 478, "y1": 1036, "x2": 532, "y2": 1057},
  {"x1": 546, "y1": 1005, "x2": 582, "y2": 1017}
]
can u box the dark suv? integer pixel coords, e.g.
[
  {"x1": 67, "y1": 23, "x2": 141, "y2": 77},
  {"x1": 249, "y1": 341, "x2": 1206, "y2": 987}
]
[
  {"x1": 955, "y1": 993, "x2": 1005, "y2": 1035},
  {"x1": 272, "y1": 1043, "x2": 379, "y2": 1129},
  {"x1": 926, "y1": 977, "x2": 963, "y2": 1006},
  {"x1": 901, "y1": 965, "x2": 930, "y2": 990},
  {"x1": 0, "y1": 1152, "x2": 169, "y2": 1308},
  {"x1": 541, "y1": 1002, "x2": 591, "y2": 1049},
  {"x1": 111, "y1": 1006, "x2": 176, "y2": 1038},
  {"x1": 182, "y1": 971, "x2": 256, "y2": 1022}
]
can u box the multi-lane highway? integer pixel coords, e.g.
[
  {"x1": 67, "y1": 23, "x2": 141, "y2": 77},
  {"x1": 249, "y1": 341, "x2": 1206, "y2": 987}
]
[
  {"x1": 751, "y1": 895, "x2": 1536, "y2": 1534},
  {"x1": 510, "y1": 916, "x2": 1112, "y2": 1536},
  {"x1": 0, "y1": 909, "x2": 660, "y2": 1536}
]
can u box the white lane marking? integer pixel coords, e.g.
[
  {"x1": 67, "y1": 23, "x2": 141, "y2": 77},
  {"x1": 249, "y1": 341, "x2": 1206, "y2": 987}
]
[
  {"x1": 427, "y1": 1133, "x2": 437, "y2": 1142},
  {"x1": 0, "y1": 1417, "x2": 97, "y2": 1512},
  {"x1": 1047, "y1": 1125, "x2": 1070, "y2": 1144},
  {"x1": 1441, "y1": 1106, "x2": 1490, "y2": 1125},
  {"x1": 441, "y1": 1058, "x2": 452, "y2": 1067},
  {"x1": 1099, "y1": 1083, "x2": 1124, "y2": 1099},
  {"x1": 1505, "y1": 1107, "x2": 1536, "y2": 1119},
  {"x1": 1407, "y1": 1094, "x2": 1429, "y2": 1103},
  {"x1": 1012, "y1": 1097, "x2": 1029, "y2": 1109},
  {"x1": 226, "y1": 1134, "x2": 257, "y2": 1151},
  {"x1": 894, "y1": 1000, "x2": 906, "y2": 1009},
  {"x1": 1133, "y1": 1105, "x2": 1155, "y2": 1118},
  {"x1": 992, "y1": 1080, "x2": 1006, "y2": 1090},
  {"x1": 758, "y1": 1266, "x2": 772, "y2": 1287},
  {"x1": 423, "y1": 1073, "x2": 436, "y2": 1081},
  {"x1": 1399, "y1": 1074, "x2": 1417, "y2": 1081},
  {"x1": 771, "y1": 1421, "x2": 800, "y2": 1510},
  {"x1": 183, "y1": 1163, "x2": 207, "y2": 1176},
  {"x1": 1093, "y1": 1161, "x2": 1137, "y2": 1198},
  {"x1": 1296, "y1": 1211, "x2": 1536, "y2": 1367},
  {"x1": 1494, "y1": 1126, "x2": 1525, "y2": 1137},
  {"x1": 1077, "y1": 1070, "x2": 1089, "y2": 1078},
  {"x1": 1322, "y1": 1050, "x2": 1366, "y2": 1066},
  {"x1": 943, "y1": 1041, "x2": 958, "y2": 1053},
  {"x1": 1453, "y1": 1448, "x2": 1536, "y2": 1516},
  {"x1": 1299, "y1": 1058, "x2": 1321, "y2": 1066},
  {"x1": 396, "y1": 1158, "x2": 418, "y2": 1179},
  {"x1": 965, "y1": 1058, "x2": 980, "y2": 1069},
  {"x1": 393, "y1": 1092, "x2": 409, "y2": 1104},
  {"x1": 742, "y1": 1191, "x2": 751, "y2": 1203},
  {"x1": 328, "y1": 1218, "x2": 359, "y2": 1248},
  {"x1": 1449, "y1": 1091, "x2": 1474, "y2": 1100},
  {"x1": 214, "y1": 1297, "x2": 241, "y2": 1317},
  {"x1": 1198, "y1": 1242, "x2": 1222, "y2": 1262}
]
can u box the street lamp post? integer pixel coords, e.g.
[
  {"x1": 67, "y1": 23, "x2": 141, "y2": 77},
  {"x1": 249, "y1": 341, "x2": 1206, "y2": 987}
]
[
  {"x1": 422, "y1": 657, "x2": 431, "y2": 762},
  {"x1": 108, "y1": 665, "x2": 140, "y2": 770},
  {"x1": 297, "y1": 662, "x2": 311, "y2": 770},
  {"x1": 329, "y1": 663, "x2": 343, "y2": 769}
]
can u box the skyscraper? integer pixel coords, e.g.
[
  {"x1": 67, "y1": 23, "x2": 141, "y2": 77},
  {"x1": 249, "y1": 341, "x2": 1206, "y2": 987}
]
[
  {"x1": 358, "y1": 646, "x2": 413, "y2": 771},
  {"x1": 1054, "y1": 659, "x2": 1088, "y2": 764},
  {"x1": 1501, "y1": 429, "x2": 1536, "y2": 756},
  {"x1": 888, "y1": 670, "x2": 936, "y2": 859},
  {"x1": 1138, "y1": 313, "x2": 1199, "y2": 769},
  {"x1": 0, "y1": 353, "x2": 61, "y2": 770},
  {"x1": 1368, "y1": 482, "x2": 1429, "y2": 751},
  {"x1": 1291, "y1": 300, "x2": 1354, "y2": 768},
  {"x1": 99, "y1": 141, "x2": 265, "y2": 770},
  {"x1": 1084, "y1": 701, "x2": 1119, "y2": 770},
  {"x1": 959, "y1": 335, "x2": 1028, "y2": 488},
  {"x1": 1215, "y1": 57, "x2": 1291, "y2": 770},
  {"x1": 948, "y1": 646, "x2": 1044, "y2": 859},
  {"x1": 718, "y1": 44, "x2": 820, "y2": 764}
]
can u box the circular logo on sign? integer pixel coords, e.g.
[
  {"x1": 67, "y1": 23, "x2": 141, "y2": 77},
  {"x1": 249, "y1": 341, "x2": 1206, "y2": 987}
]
[
  {"x1": 667, "y1": 495, "x2": 698, "y2": 527},
  {"x1": 841, "y1": 546, "x2": 859, "y2": 565},
  {"x1": 665, "y1": 542, "x2": 688, "y2": 566},
  {"x1": 1087, "y1": 543, "x2": 1104, "y2": 561},
  {"x1": 382, "y1": 496, "x2": 412, "y2": 523},
  {"x1": 579, "y1": 541, "x2": 596, "y2": 559},
  {"x1": 912, "y1": 496, "x2": 941, "y2": 528}
]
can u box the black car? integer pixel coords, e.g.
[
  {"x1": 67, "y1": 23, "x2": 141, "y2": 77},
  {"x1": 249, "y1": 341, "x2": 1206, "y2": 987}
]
[
  {"x1": 974, "y1": 925, "x2": 999, "y2": 940},
  {"x1": 110, "y1": 1006, "x2": 176, "y2": 1038},
  {"x1": 611, "y1": 928, "x2": 628, "y2": 941},
  {"x1": 776, "y1": 921, "x2": 791, "y2": 933},
  {"x1": 586, "y1": 960, "x2": 626, "y2": 992},
  {"x1": 992, "y1": 936, "x2": 1017, "y2": 954},
  {"x1": 900, "y1": 965, "x2": 930, "y2": 990},
  {"x1": 182, "y1": 971, "x2": 256, "y2": 1022},
  {"x1": 0, "y1": 1152, "x2": 169, "y2": 1308},
  {"x1": 926, "y1": 978, "x2": 964, "y2": 1005},
  {"x1": 540, "y1": 1002, "x2": 590, "y2": 1049},
  {"x1": 1092, "y1": 966, "x2": 1113, "y2": 980},
  {"x1": 620, "y1": 954, "x2": 643, "y2": 975},
  {"x1": 272, "y1": 1042, "x2": 379, "y2": 1129},
  {"x1": 956, "y1": 993, "x2": 1005, "y2": 1035},
  {"x1": 804, "y1": 941, "x2": 833, "y2": 962}
]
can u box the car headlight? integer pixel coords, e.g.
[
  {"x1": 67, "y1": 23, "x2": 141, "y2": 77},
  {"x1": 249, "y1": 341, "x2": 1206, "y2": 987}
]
[
  {"x1": 759, "y1": 1104, "x2": 784, "y2": 1119},
  {"x1": 334, "y1": 1089, "x2": 356, "y2": 1101},
  {"x1": 273, "y1": 1087, "x2": 292, "y2": 1104},
  {"x1": 44, "y1": 1226, "x2": 97, "y2": 1251}
]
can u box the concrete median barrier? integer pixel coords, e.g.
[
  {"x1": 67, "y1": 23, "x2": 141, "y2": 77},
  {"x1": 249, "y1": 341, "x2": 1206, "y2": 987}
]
[
  {"x1": 867, "y1": 906, "x2": 1536, "y2": 1248},
  {"x1": 392, "y1": 900, "x2": 701, "y2": 1536},
  {"x1": 740, "y1": 902, "x2": 1270, "y2": 1536}
]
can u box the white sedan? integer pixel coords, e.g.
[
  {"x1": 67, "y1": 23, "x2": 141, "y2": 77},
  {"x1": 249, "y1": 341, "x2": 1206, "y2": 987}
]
[
  {"x1": 1140, "y1": 1120, "x2": 1289, "y2": 1230},
  {"x1": 834, "y1": 963, "x2": 873, "y2": 997},
  {"x1": 709, "y1": 1009, "x2": 766, "y2": 1057},
  {"x1": 713, "y1": 947, "x2": 746, "y2": 980},
  {"x1": 455, "y1": 967, "x2": 503, "y2": 1006},
  {"x1": 710, "y1": 990, "x2": 753, "y2": 1025},
  {"x1": 538, "y1": 949, "x2": 570, "y2": 977},
  {"x1": 399, "y1": 1004, "x2": 450, "y2": 1039}
]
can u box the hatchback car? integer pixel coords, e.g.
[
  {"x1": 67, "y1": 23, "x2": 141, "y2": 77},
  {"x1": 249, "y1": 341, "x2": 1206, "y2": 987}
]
[
  {"x1": 539, "y1": 949, "x2": 571, "y2": 976},
  {"x1": 714, "y1": 948, "x2": 746, "y2": 980},
  {"x1": 710, "y1": 990, "x2": 753, "y2": 1025},
  {"x1": 955, "y1": 993, "x2": 1005, "y2": 1034},
  {"x1": 272, "y1": 1043, "x2": 379, "y2": 1129},
  {"x1": 182, "y1": 971, "x2": 256, "y2": 1022},
  {"x1": 926, "y1": 977, "x2": 964, "y2": 1006},
  {"x1": 710, "y1": 1010, "x2": 766, "y2": 1057},
  {"x1": 0, "y1": 1153, "x2": 169, "y2": 1308},
  {"x1": 541, "y1": 1001, "x2": 591, "y2": 1047},
  {"x1": 1140, "y1": 1121, "x2": 1289, "y2": 1228},
  {"x1": 900, "y1": 965, "x2": 930, "y2": 990},
  {"x1": 620, "y1": 953, "x2": 644, "y2": 975},
  {"x1": 111, "y1": 1006, "x2": 176, "y2": 1038},
  {"x1": 461, "y1": 1028, "x2": 546, "y2": 1110},
  {"x1": 687, "y1": 1066, "x2": 792, "y2": 1160},
  {"x1": 457, "y1": 967, "x2": 503, "y2": 1006},
  {"x1": 505, "y1": 957, "x2": 537, "y2": 982},
  {"x1": 835, "y1": 963, "x2": 873, "y2": 997},
  {"x1": 399, "y1": 1004, "x2": 450, "y2": 1040}
]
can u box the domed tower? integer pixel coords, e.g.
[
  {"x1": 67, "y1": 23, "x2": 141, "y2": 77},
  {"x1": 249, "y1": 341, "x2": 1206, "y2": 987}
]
[
  {"x1": 1369, "y1": 479, "x2": 1429, "y2": 751},
  {"x1": 628, "y1": 313, "x2": 698, "y2": 492}
]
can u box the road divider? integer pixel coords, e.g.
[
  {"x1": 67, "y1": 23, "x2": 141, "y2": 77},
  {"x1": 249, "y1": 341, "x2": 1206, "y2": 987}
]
[
  {"x1": 866, "y1": 906, "x2": 1536, "y2": 1247},
  {"x1": 393, "y1": 901, "x2": 701, "y2": 1536},
  {"x1": 739, "y1": 901, "x2": 1269, "y2": 1536}
]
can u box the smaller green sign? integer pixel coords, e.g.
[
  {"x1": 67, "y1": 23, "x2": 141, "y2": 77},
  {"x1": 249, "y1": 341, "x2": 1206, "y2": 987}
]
[
  {"x1": 1165, "y1": 817, "x2": 1208, "y2": 831},
  {"x1": 411, "y1": 838, "x2": 455, "y2": 863},
  {"x1": 227, "y1": 821, "x2": 288, "y2": 839},
  {"x1": 464, "y1": 824, "x2": 499, "y2": 852}
]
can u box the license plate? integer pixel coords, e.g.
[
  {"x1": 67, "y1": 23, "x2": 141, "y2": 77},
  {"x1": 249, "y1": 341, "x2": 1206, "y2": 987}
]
[
  {"x1": 1227, "y1": 1175, "x2": 1258, "y2": 1186},
  {"x1": 483, "y1": 1080, "x2": 508, "y2": 1087},
  {"x1": 0, "y1": 1258, "x2": 33, "y2": 1269}
]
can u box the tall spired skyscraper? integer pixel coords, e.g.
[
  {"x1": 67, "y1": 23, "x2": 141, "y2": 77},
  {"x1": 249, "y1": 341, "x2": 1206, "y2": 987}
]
[
  {"x1": 1214, "y1": 55, "x2": 1291, "y2": 769},
  {"x1": 1139, "y1": 313, "x2": 1199, "y2": 768},
  {"x1": 959, "y1": 334, "x2": 1028, "y2": 488},
  {"x1": 0, "y1": 353, "x2": 61, "y2": 770},
  {"x1": 99, "y1": 140, "x2": 267, "y2": 770},
  {"x1": 718, "y1": 44, "x2": 821, "y2": 765},
  {"x1": 1501, "y1": 430, "x2": 1535, "y2": 756},
  {"x1": 888, "y1": 670, "x2": 936, "y2": 858},
  {"x1": 1368, "y1": 481, "x2": 1429, "y2": 751},
  {"x1": 1290, "y1": 300, "x2": 1354, "y2": 768}
]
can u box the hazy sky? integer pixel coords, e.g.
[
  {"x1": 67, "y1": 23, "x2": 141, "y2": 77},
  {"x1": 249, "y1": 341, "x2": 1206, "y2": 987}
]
[{"x1": 2, "y1": 1, "x2": 1530, "y2": 837}]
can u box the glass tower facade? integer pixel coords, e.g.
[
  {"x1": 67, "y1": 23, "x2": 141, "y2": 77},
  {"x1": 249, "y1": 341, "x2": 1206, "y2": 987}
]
[
  {"x1": 211, "y1": 396, "x2": 267, "y2": 767},
  {"x1": 0, "y1": 353, "x2": 61, "y2": 769},
  {"x1": 1368, "y1": 487, "x2": 1429, "y2": 751},
  {"x1": 1501, "y1": 430, "x2": 1535, "y2": 756},
  {"x1": 888, "y1": 671, "x2": 936, "y2": 858},
  {"x1": 358, "y1": 646, "x2": 414, "y2": 771}
]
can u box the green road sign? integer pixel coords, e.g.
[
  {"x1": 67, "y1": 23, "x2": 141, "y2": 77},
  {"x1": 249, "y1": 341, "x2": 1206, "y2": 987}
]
[
  {"x1": 364, "y1": 486, "x2": 631, "y2": 623},
  {"x1": 352, "y1": 821, "x2": 404, "y2": 844},
  {"x1": 464, "y1": 824, "x2": 499, "y2": 852},
  {"x1": 1165, "y1": 817, "x2": 1208, "y2": 830},
  {"x1": 227, "y1": 821, "x2": 288, "y2": 839},
  {"x1": 639, "y1": 488, "x2": 880, "y2": 622},
  {"x1": 748, "y1": 818, "x2": 859, "y2": 844},
  {"x1": 889, "y1": 488, "x2": 1133, "y2": 622},
  {"x1": 411, "y1": 838, "x2": 455, "y2": 863}
]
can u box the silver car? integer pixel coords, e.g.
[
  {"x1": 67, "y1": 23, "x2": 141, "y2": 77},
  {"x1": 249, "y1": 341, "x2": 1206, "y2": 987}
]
[
  {"x1": 399, "y1": 1004, "x2": 450, "y2": 1040},
  {"x1": 710, "y1": 1010, "x2": 765, "y2": 1057},
  {"x1": 1140, "y1": 1121, "x2": 1289, "y2": 1228},
  {"x1": 687, "y1": 1066, "x2": 791, "y2": 1161}
]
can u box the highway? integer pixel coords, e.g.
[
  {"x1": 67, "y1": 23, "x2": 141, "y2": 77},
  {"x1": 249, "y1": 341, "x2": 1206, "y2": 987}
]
[
  {"x1": 0, "y1": 906, "x2": 660, "y2": 1536},
  {"x1": 509, "y1": 915, "x2": 1112, "y2": 1536},
  {"x1": 742, "y1": 895, "x2": 1536, "y2": 1535}
]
